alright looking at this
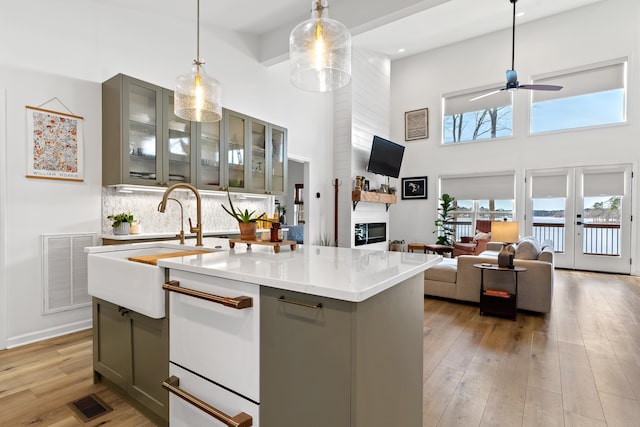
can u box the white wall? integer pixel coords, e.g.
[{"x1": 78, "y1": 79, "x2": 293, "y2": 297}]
[
  {"x1": 389, "y1": 0, "x2": 640, "y2": 274},
  {"x1": 0, "y1": 0, "x2": 334, "y2": 347},
  {"x1": 0, "y1": 68, "x2": 102, "y2": 347}
]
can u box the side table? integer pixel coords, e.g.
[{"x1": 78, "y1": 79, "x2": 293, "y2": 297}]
[{"x1": 473, "y1": 263, "x2": 527, "y2": 320}]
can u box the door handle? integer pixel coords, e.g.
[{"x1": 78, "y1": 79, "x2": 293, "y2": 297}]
[
  {"x1": 162, "y1": 376, "x2": 253, "y2": 427},
  {"x1": 163, "y1": 280, "x2": 253, "y2": 309}
]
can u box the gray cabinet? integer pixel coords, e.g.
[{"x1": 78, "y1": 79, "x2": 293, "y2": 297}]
[
  {"x1": 93, "y1": 297, "x2": 168, "y2": 426},
  {"x1": 260, "y1": 274, "x2": 424, "y2": 427},
  {"x1": 102, "y1": 74, "x2": 196, "y2": 187},
  {"x1": 224, "y1": 109, "x2": 288, "y2": 195},
  {"x1": 103, "y1": 74, "x2": 287, "y2": 193}
]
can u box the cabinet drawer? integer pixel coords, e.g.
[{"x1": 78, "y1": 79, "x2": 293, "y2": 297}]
[
  {"x1": 168, "y1": 270, "x2": 260, "y2": 402},
  {"x1": 168, "y1": 363, "x2": 258, "y2": 427}
]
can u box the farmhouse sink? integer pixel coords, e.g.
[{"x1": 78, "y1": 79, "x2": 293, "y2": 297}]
[{"x1": 87, "y1": 243, "x2": 219, "y2": 318}]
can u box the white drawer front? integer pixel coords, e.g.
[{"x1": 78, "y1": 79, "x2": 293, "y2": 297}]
[
  {"x1": 169, "y1": 363, "x2": 259, "y2": 427},
  {"x1": 169, "y1": 270, "x2": 260, "y2": 402}
]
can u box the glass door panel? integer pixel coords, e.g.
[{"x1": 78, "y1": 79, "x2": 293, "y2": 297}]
[
  {"x1": 128, "y1": 83, "x2": 159, "y2": 182},
  {"x1": 227, "y1": 114, "x2": 245, "y2": 190},
  {"x1": 198, "y1": 121, "x2": 221, "y2": 188},
  {"x1": 251, "y1": 121, "x2": 267, "y2": 193},
  {"x1": 271, "y1": 127, "x2": 285, "y2": 194},
  {"x1": 166, "y1": 93, "x2": 192, "y2": 184}
]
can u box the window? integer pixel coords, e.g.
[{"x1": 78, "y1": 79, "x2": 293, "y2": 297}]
[
  {"x1": 442, "y1": 87, "x2": 513, "y2": 144},
  {"x1": 440, "y1": 172, "x2": 515, "y2": 240},
  {"x1": 450, "y1": 200, "x2": 514, "y2": 241},
  {"x1": 530, "y1": 59, "x2": 627, "y2": 133}
]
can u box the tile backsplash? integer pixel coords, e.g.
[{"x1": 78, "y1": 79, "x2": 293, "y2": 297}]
[{"x1": 102, "y1": 187, "x2": 274, "y2": 235}]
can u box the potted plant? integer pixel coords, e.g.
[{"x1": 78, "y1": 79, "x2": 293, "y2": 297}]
[
  {"x1": 221, "y1": 192, "x2": 267, "y2": 241},
  {"x1": 108, "y1": 212, "x2": 134, "y2": 235},
  {"x1": 433, "y1": 194, "x2": 456, "y2": 246}
]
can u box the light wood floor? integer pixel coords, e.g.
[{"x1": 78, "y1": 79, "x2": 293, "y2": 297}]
[
  {"x1": 423, "y1": 269, "x2": 640, "y2": 427},
  {"x1": 0, "y1": 269, "x2": 638, "y2": 426}
]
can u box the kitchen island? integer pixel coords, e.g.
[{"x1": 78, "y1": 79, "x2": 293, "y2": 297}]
[
  {"x1": 160, "y1": 244, "x2": 438, "y2": 427},
  {"x1": 87, "y1": 241, "x2": 439, "y2": 426}
]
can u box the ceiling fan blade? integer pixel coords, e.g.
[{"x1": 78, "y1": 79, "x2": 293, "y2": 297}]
[
  {"x1": 518, "y1": 84, "x2": 563, "y2": 91},
  {"x1": 469, "y1": 89, "x2": 504, "y2": 101}
]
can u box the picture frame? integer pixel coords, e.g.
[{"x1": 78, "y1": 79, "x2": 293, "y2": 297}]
[
  {"x1": 26, "y1": 106, "x2": 84, "y2": 182},
  {"x1": 402, "y1": 176, "x2": 427, "y2": 200},
  {"x1": 404, "y1": 108, "x2": 429, "y2": 141}
]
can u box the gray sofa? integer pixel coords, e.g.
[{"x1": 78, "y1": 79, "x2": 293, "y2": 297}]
[{"x1": 424, "y1": 238, "x2": 554, "y2": 313}]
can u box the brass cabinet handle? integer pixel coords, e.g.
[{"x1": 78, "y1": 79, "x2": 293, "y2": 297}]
[
  {"x1": 163, "y1": 280, "x2": 253, "y2": 309},
  {"x1": 278, "y1": 295, "x2": 323, "y2": 309},
  {"x1": 162, "y1": 375, "x2": 253, "y2": 427}
]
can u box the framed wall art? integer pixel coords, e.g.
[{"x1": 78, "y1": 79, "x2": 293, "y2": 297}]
[
  {"x1": 404, "y1": 108, "x2": 429, "y2": 141},
  {"x1": 26, "y1": 105, "x2": 84, "y2": 182},
  {"x1": 402, "y1": 176, "x2": 428, "y2": 200}
]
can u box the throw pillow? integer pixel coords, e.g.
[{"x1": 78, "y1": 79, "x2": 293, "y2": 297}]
[
  {"x1": 515, "y1": 238, "x2": 541, "y2": 260},
  {"x1": 474, "y1": 232, "x2": 491, "y2": 242}
]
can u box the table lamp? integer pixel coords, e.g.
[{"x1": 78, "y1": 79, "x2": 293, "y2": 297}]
[{"x1": 491, "y1": 221, "x2": 519, "y2": 269}]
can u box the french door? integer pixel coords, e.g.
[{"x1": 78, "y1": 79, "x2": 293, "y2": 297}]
[{"x1": 525, "y1": 164, "x2": 632, "y2": 273}]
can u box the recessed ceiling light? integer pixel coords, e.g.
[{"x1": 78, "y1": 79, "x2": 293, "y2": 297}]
[
  {"x1": 516, "y1": 12, "x2": 525, "y2": 17},
  {"x1": 398, "y1": 48, "x2": 406, "y2": 53}
]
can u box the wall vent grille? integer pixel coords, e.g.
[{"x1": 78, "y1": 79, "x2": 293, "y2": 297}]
[{"x1": 42, "y1": 233, "x2": 97, "y2": 314}]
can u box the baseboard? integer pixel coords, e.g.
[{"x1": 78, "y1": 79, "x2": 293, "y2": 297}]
[{"x1": 6, "y1": 318, "x2": 92, "y2": 349}]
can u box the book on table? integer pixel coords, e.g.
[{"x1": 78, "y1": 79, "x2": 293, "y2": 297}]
[{"x1": 483, "y1": 289, "x2": 510, "y2": 298}]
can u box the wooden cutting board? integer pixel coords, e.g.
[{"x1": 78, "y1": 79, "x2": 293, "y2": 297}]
[{"x1": 128, "y1": 249, "x2": 211, "y2": 266}]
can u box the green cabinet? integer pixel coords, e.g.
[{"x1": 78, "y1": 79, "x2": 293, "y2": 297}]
[
  {"x1": 93, "y1": 297, "x2": 168, "y2": 426},
  {"x1": 102, "y1": 74, "x2": 196, "y2": 187},
  {"x1": 103, "y1": 74, "x2": 287, "y2": 194},
  {"x1": 224, "y1": 109, "x2": 288, "y2": 195},
  {"x1": 260, "y1": 273, "x2": 424, "y2": 427}
]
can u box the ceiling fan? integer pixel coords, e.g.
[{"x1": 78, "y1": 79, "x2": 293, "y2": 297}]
[{"x1": 470, "y1": 0, "x2": 562, "y2": 101}]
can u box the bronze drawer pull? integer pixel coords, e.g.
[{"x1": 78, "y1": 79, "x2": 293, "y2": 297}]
[
  {"x1": 163, "y1": 280, "x2": 253, "y2": 309},
  {"x1": 278, "y1": 295, "x2": 323, "y2": 309},
  {"x1": 162, "y1": 375, "x2": 253, "y2": 427}
]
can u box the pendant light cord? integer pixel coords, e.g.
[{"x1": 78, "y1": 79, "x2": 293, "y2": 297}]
[{"x1": 196, "y1": 0, "x2": 201, "y2": 65}]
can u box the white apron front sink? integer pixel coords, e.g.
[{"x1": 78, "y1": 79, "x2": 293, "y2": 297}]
[{"x1": 87, "y1": 243, "x2": 218, "y2": 318}]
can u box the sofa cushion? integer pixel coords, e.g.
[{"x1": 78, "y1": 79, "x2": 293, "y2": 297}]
[
  {"x1": 424, "y1": 258, "x2": 457, "y2": 283},
  {"x1": 473, "y1": 231, "x2": 491, "y2": 241},
  {"x1": 515, "y1": 237, "x2": 541, "y2": 260}
]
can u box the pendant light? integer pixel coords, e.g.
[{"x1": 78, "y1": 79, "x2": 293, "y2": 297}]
[
  {"x1": 289, "y1": 0, "x2": 352, "y2": 92},
  {"x1": 174, "y1": 0, "x2": 222, "y2": 122}
]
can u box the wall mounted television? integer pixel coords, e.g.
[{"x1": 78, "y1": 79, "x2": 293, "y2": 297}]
[{"x1": 366, "y1": 135, "x2": 405, "y2": 178}]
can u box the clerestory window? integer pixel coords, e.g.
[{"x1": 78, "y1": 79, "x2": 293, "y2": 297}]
[
  {"x1": 530, "y1": 59, "x2": 627, "y2": 134},
  {"x1": 442, "y1": 87, "x2": 513, "y2": 144}
]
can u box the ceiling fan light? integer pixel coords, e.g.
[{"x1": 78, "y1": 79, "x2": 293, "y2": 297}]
[
  {"x1": 289, "y1": 0, "x2": 352, "y2": 92},
  {"x1": 175, "y1": 61, "x2": 222, "y2": 122}
]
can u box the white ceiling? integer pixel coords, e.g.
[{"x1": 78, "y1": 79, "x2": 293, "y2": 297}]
[{"x1": 95, "y1": 0, "x2": 604, "y2": 63}]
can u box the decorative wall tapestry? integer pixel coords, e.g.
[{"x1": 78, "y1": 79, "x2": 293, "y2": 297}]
[{"x1": 26, "y1": 105, "x2": 84, "y2": 182}]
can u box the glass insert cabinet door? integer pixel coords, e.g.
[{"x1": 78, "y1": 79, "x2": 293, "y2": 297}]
[
  {"x1": 127, "y1": 82, "x2": 161, "y2": 183},
  {"x1": 197, "y1": 120, "x2": 221, "y2": 188},
  {"x1": 251, "y1": 120, "x2": 267, "y2": 193},
  {"x1": 165, "y1": 92, "x2": 194, "y2": 185},
  {"x1": 270, "y1": 126, "x2": 286, "y2": 194},
  {"x1": 226, "y1": 112, "x2": 246, "y2": 190}
]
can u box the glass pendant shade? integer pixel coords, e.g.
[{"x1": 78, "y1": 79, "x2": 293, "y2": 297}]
[
  {"x1": 289, "y1": 0, "x2": 352, "y2": 92},
  {"x1": 175, "y1": 61, "x2": 222, "y2": 122}
]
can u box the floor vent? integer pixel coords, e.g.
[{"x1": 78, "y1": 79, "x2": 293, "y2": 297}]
[{"x1": 68, "y1": 394, "x2": 112, "y2": 422}]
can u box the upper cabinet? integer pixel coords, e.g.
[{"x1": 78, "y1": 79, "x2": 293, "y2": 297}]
[
  {"x1": 103, "y1": 74, "x2": 196, "y2": 186},
  {"x1": 103, "y1": 74, "x2": 287, "y2": 194},
  {"x1": 224, "y1": 109, "x2": 288, "y2": 195}
]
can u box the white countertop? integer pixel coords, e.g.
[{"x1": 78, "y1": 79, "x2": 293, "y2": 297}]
[
  {"x1": 157, "y1": 244, "x2": 440, "y2": 302},
  {"x1": 99, "y1": 230, "x2": 240, "y2": 241}
]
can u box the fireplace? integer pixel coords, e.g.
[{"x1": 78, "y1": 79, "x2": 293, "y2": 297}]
[{"x1": 354, "y1": 222, "x2": 387, "y2": 246}]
